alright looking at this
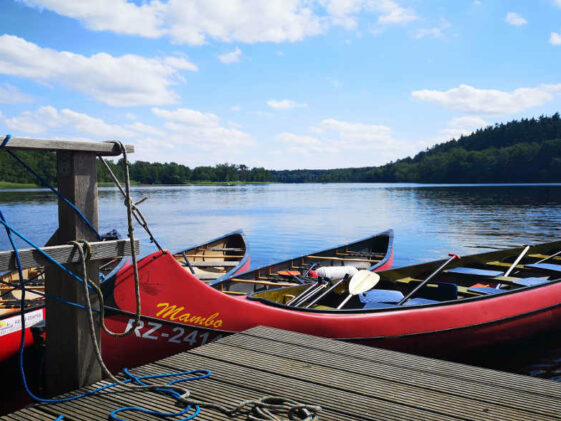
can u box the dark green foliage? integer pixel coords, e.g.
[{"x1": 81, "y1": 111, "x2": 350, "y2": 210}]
[
  {"x1": 0, "y1": 153, "x2": 271, "y2": 185},
  {"x1": 2, "y1": 114, "x2": 561, "y2": 185},
  {"x1": 267, "y1": 113, "x2": 561, "y2": 183}
]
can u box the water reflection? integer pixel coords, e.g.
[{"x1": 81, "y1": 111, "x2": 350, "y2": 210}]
[{"x1": 1, "y1": 183, "x2": 561, "y2": 380}]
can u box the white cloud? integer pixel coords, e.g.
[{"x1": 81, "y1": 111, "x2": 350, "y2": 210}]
[
  {"x1": 0, "y1": 35, "x2": 197, "y2": 106},
  {"x1": 20, "y1": 0, "x2": 418, "y2": 44},
  {"x1": 555, "y1": 0, "x2": 561, "y2": 8},
  {"x1": 550, "y1": 32, "x2": 561, "y2": 46},
  {"x1": 0, "y1": 83, "x2": 34, "y2": 103},
  {"x1": 435, "y1": 116, "x2": 488, "y2": 141},
  {"x1": 231, "y1": 105, "x2": 241, "y2": 111},
  {"x1": 267, "y1": 99, "x2": 308, "y2": 110},
  {"x1": 505, "y1": 12, "x2": 527, "y2": 26},
  {"x1": 411, "y1": 84, "x2": 561, "y2": 115},
  {"x1": 218, "y1": 47, "x2": 242, "y2": 64},
  {"x1": 152, "y1": 107, "x2": 255, "y2": 150},
  {"x1": 273, "y1": 118, "x2": 428, "y2": 166},
  {"x1": 1, "y1": 106, "x2": 135, "y2": 138},
  {"x1": 21, "y1": 0, "x2": 163, "y2": 38},
  {"x1": 414, "y1": 19, "x2": 451, "y2": 39}
]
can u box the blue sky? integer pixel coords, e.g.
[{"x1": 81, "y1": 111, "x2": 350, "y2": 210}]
[{"x1": 1, "y1": 0, "x2": 561, "y2": 170}]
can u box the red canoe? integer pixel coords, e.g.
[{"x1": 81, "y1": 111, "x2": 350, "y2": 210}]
[
  {"x1": 101, "y1": 230, "x2": 394, "y2": 370},
  {"x1": 102, "y1": 237, "x2": 561, "y2": 370}
]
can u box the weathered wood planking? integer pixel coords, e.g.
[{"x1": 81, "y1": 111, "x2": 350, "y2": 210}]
[
  {"x1": 0, "y1": 239, "x2": 139, "y2": 272},
  {"x1": 2, "y1": 137, "x2": 133, "y2": 156},
  {"x1": 4, "y1": 327, "x2": 561, "y2": 420}
]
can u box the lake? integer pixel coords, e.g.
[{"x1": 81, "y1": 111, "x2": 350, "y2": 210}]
[{"x1": 1, "y1": 183, "x2": 561, "y2": 380}]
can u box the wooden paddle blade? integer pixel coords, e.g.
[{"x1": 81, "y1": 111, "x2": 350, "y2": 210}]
[{"x1": 348, "y1": 270, "x2": 380, "y2": 295}]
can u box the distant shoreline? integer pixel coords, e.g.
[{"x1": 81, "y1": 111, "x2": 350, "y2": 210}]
[{"x1": 0, "y1": 180, "x2": 273, "y2": 189}]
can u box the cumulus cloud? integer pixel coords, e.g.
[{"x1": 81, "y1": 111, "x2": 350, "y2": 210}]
[
  {"x1": 218, "y1": 47, "x2": 242, "y2": 64},
  {"x1": 0, "y1": 104, "x2": 256, "y2": 165},
  {"x1": 152, "y1": 107, "x2": 255, "y2": 149},
  {"x1": 0, "y1": 83, "x2": 34, "y2": 103},
  {"x1": 20, "y1": 0, "x2": 418, "y2": 44},
  {"x1": 436, "y1": 116, "x2": 488, "y2": 141},
  {"x1": 20, "y1": 0, "x2": 163, "y2": 38},
  {"x1": 275, "y1": 118, "x2": 428, "y2": 166},
  {"x1": 550, "y1": 32, "x2": 561, "y2": 45},
  {"x1": 505, "y1": 12, "x2": 527, "y2": 26},
  {"x1": 0, "y1": 35, "x2": 197, "y2": 106},
  {"x1": 411, "y1": 84, "x2": 561, "y2": 115},
  {"x1": 267, "y1": 99, "x2": 308, "y2": 110},
  {"x1": 1, "y1": 106, "x2": 136, "y2": 138}
]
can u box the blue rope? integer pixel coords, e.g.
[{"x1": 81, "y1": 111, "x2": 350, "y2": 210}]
[
  {"x1": 0, "y1": 134, "x2": 101, "y2": 240},
  {"x1": 0, "y1": 210, "x2": 206, "y2": 418},
  {"x1": 108, "y1": 369, "x2": 207, "y2": 421},
  {"x1": 1, "y1": 134, "x2": 10, "y2": 148},
  {"x1": 0, "y1": 278, "x2": 99, "y2": 313},
  {"x1": 0, "y1": 216, "x2": 93, "y2": 291}
]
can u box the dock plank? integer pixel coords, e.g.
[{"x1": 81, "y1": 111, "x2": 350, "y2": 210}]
[
  {"x1": 242, "y1": 326, "x2": 561, "y2": 399},
  {"x1": 4, "y1": 326, "x2": 561, "y2": 421},
  {"x1": 218, "y1": 330, "x2": 561, "y2": 418}
]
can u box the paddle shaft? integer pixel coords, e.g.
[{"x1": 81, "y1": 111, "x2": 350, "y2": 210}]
[
  {"x1": 398, "y1": 253, "x2": 460, "y2": 306},
  {"x1": 498, "y1": 245, "x2": 530, "y2": 288},
  {"x1": 287, "y1": 281, "x2": 322, "y2": 306},
  {"x1": 305, "y1": 278, "x2": 346, "y2": 309},
  {"x1": 182, "y1": 252, "x2": 196, "y2": 275},
  {"x1": 295, "y1": 280, "x2": 329, "y2": 307},
  {"x1": 536, "y1": 250, "x2": 561, "y2": 264}
]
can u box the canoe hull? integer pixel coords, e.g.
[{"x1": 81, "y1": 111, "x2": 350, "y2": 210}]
[
  {"x1": 0, "y1": 308, "x2": 44, "y2": 361},
  {"x1": 102, "y1": 249, "x2": 561, "y2": 371}
]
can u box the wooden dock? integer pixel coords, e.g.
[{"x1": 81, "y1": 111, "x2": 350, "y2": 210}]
[{"x1": 4, "y1": 326, "x2": 561, "y2": 420}]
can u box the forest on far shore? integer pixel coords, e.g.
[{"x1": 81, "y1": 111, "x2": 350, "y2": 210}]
[{"x1": 2, "y1": 113, "x2": 561, "y2": 185}]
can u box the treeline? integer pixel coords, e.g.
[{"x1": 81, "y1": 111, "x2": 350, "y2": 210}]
[
  {"x1": 2, "y1": 114, "x2": 561, "y2": 185},
  {"x1": 0, "y1": 154, "x2": 271, "y2": 185},
  {"x1": 268, "y1": 113, "x2": 561, "y2": 183}
]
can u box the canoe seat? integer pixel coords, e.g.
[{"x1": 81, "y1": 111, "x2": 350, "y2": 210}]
[
  {"x1": 403, "y1": 297, "x2": 439, "y2": 306},
  {"x1": 407, "y1": 281, "x2": 458, "y2": 301},
  {"x1": 467, "y1": 287, "x2": 503, "y2": 295},
  {"x1": 188, "y1": 261, "x2": 239, "y2": 268},
  {"x1": 525, "y1": 263, "x2": 561, "y2": 273},
  {"x1": 363, "y1": 301, "x2": 399, "y2": 309},
  {"x1": 360, "y1": 289, "x2": 404, "y2": 304},
  {"x1": 512, "y1": 277, "x2": 549, "y2": 287},
  {"x1": 196, "y1": 273, "x2": 221, "y2": 280},
  {"x1": 446, "y1": 267, "x2": 504, "y2": 277}
]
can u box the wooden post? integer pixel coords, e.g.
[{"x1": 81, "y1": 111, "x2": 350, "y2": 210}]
[
  {"x1": 44, "y1": 151, "x2": 101, "y2": 396},
  {"x1": 2, "y1": 137, "x2": 133, "y2": 396}
]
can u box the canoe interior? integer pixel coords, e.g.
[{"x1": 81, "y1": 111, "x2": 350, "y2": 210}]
[
  {"x1": 172, "y1": 232, "x2": 247, "y2": 282},
  {"x1": 0, "y1": 257, "x2": 124, "y2": 319},
  {"x1": 248, "y1": 240, "x2": 561, "y2": 312},
  {"x1": 217, "y1": 230, "x2": 392, "y2": 295}
]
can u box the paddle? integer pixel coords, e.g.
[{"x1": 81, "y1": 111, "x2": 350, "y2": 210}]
[
  {"x1": 294, "y1": 279, "x2": 330, "y2": 307},
  {"x1": 303, "y1": 263, "x2": 318, "y2": 278},
  {"x1": 336, "y1": 270, "x2": 380, "y2": 310},
  {"x1": 287, "y1": 280, "x2": 323, "y2": 306},
  {"x1": 498, "y1": 244, "x2": 530, "y2": 288},
  {"x1": 182, "y1": 252, "x2": 196, "y2": 275},
  {"x1": 304, "y1": 276, "x2": 348, "y2": 309},
  {"x1": 398, "y1": 253, "x2": 460, "y2": 306},
  {"x1": 536, "y1": 250, "x2": 561, "y2": 264}
]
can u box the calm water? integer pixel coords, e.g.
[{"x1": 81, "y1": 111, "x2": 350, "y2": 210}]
[{"x1": 1, "y1": 183, "x2": 561, "y2": 380}]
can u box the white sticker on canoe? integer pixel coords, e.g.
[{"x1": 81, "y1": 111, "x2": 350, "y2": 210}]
[{"x1": 0, "y1": 310, "x2": 44, "y2": 337}]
